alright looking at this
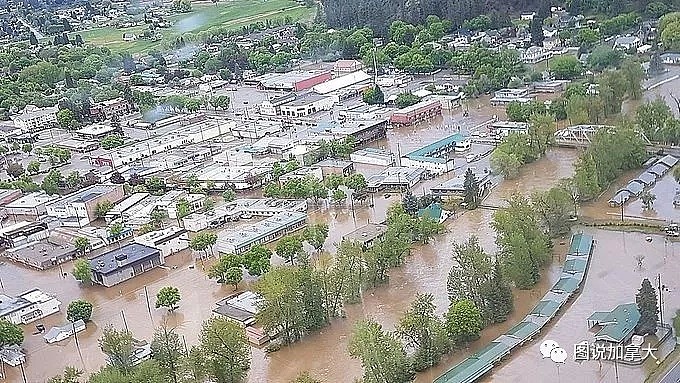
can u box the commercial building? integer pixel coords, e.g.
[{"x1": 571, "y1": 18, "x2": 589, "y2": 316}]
[
  {"x1": 0, "y1": 221, "x2": 49, "y2": 248},
  {"x1": 332, "y1": 59, "x2": 364, "y2": 77},
  {"x1": 213, "y1": 291, "x2": 269, "y2": 345},
  {"x1": 10, "y1": 105, "x2": 58, "y2": 132},
  {"x1": 0, "y1": 289, "x2": 61, "y2": 324},
  {"x1": 316, "y1": 159, "x2": 354, "y2": 177},
  {"x1": 279, "y1": 94, "x2": 336, "y2": 118},
  {"x1": 5, "y1": 238, "x2": 77, "y2": 270},
  {"x1": 46, "y1": 184, "x2": 125, "y2": 227},
  {"x1": 4, "y1": 192, "x2": 57, "y2": 217},
  {"x1": 215, "y1": 211, "x2": 307, "y2": 255},
  {"x1": 587, "y1": 303, "x2": 640, "y2": 343},
  {"x1": 350, "y1": 148, "x2": 395, "y2": 166},
  {"x1": 0, "y1": 189, "x2": 22, "y2": 207},
  {"x1": 401, "y1": 133, "x2": 465, "y2": 175},
  {"x1": 490, "y1": 89, "x2": 534, "y2": 105},
  {"x1": 313, "y1": 70, "x2": 371, "y2": 94},
  {"x1": 134, "y1": 226, "x2": 189, "y2": 257},
  {"x1": 105, "y1": 193, "x2": 152, "y2": 222},
  {"x1": 489, "y1": 121, "x2": 530, "y2": 137},
  {"x1": 279, "y1": 166, "x2": 323, "y2": 183},
  {"x1": 258, "y1": 93, "x2": 296, "y2": 116},
  {"x1": 183, "y1": 198, "x2": 307, "y2": 232},
  {"x1": 91, "y1": 118, "x2": 235, "y2": 168},
  {"x1": 0, "y1": 345, "x2": 25, "y2": 367},
  {"x1": 366, "y1": 167, "x2": 428, "y2": 192},
  {"x1": 390, "y1": 100, "x2": 442, "y2": 127},
  {"x1": 255, "y1": 70, "x2": 332, "y2": 92},
  {"x1": 75, "y1": 123, "x2": 121, "y2": 139},
  {"x1": 313, "y1": 119, "x2": 388, "y2": 146},
  {"x1": 430, "y1": 168, "x2": 493, "y2": 200},
  {"x1": 343, "y1": 223, "x2": 387, "y2": 249},
  {"x1": 181, "y1": 163, "x2": 272, "y2": 190},
  {"x1": 90, "y1": 243, "x2": 164, "y2": 287},
  {"x1": 89, "y1": 97, "x2": 133, "y2": 121},
  {"x1": 231, "y1": 120, "x2": 283, "y2": 139}
]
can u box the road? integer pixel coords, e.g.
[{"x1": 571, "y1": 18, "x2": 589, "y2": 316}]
[
  {"x1": 17, "y1": 17, "x2": 45, "y2": 39},
  {"x1": 660, "y1": 358, "x2": 680, "y2": 383}
]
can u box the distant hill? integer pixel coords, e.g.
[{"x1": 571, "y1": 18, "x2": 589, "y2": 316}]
[{"x1": 321, "y1": 0, "x2": 678, "y2": 34}]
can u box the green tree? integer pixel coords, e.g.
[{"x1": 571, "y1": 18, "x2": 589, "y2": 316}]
[
  {"x1": 109, "y1": 222, "x2": 124, "y2": 248},
  {"x1": 446, "y1": 299, "x2": 483, "y2": 346},
  {"x1": 463, "y1": 168, "x2": 480, "y2": 209},
  {"x1": 621, "y1": 59, "x2": 644, "y2": 100},
  {"x1": 482, "y1": 261, "x2": 514, "y2": 323},
  {"x1": 242, "y1": 245, "x2": 272, "y2": 276},
  {"x1": 224, "y1": 267, "x2": 243, "y2": 290},
  {"x1": 550, "y1": 55, "x2": 582, "y2": 80},
  {"x1": 179, "y1": 346, "x2": 207, "y2": 383},
  {"x1": 190, "y1": 232, "x2": 218, "y2": 258},
  {"x1": 57, "y1": 109, "x2": 78, "y2": 130},
  {"x1": 447, "y1": 235, "x2": 492, "y2": 312},
  {"x1": 222, "y1": 189, "x2": 236, "y2": 202},
  {"x1": 203, "y1": 197, "x2": 215, "y2": 212},
  {"x1": 150, "y1": 208, "x2": 169, "y2": 229},
  {"x1": 198, "y1": 317, "x2": 250, "y2": 383},
  {"x1": 362, "y1": 85, "x2": 384, "y2": 105},
  {"x1": 302, "y1": 223, "x2": 329, "y2": 252},
  {"x1": 0, "y1": 319, "x2": 24, "y2": 347},
  {"x1": 395, "y1": 92, "x2": 421, "y2": 108},
  {"x1": 73, "y1": 259, "x2": 92, "y2": 284},
  {"x1": 492, "y1": 194, "x2": 550, "y2": 289},
  {"x1": 151, "y1": 325, "x2": 183, "y2": 383},
  {"x1": 640, "y1": 191, "x2": 656, "y2": 210},
  {"x1": 290, "y1": 372, "x2": 321, "y2": 383},
  {"x1": 396, "y1": 293, "x2": 450, "y2": 371},
  {"x1": 587, "y1": 46, "x2": 622, "y2": 71},
  {"x1": 573, "y1": 153, "x2": 600, "y2": 200},
  {"x1": 207, "y1": 253, "x2": 243, "y2": 283},
  {"x1": 74, "y1": 236, "x2": 90, "y2": 254},
  {"x1": 67, "y1": 299, "x2": 93, "y2": 322},
  {"x1": 99, "y1": 326, "x2": 135, "y2": 374},
  {"x1": 348, "y1": 319, "x2": 414, "y2": 383},
  {"x1": 176, "y1": 198, "x2": 191, "y2": 226},
  {"x1": 636, "y1": 278, "x2": 658, "y2": 335},
  {"x1": 21, "y1": 143, "x2": 32, "y2": 153},
  {"x1": 155, "y1": 286, "x2": 181, "y2": 311},
  {"x1": 345, "y1": 173, "x2": 367, "y2": 192},
  {"x1": 27, "y1": 160, "x2": 40, "y2": 174},
  {"x1": 414, "y1": 216, "x2": 443, "y2": 244},
  {"x1": 95, "y1": 200, "x2": 114, "y2": 218},
  {"x1": 6, "y1": 161, "x2": 24, "y2": 179},
  {"x1": 47, "y1": 367, "x2": 83, "y2": 383},
  {"x1": 532, "y1": 186, "x2": 573, "y2": 236},
  {"x1": 276, "y1": 235, "x2": 304, "y2": 265},
  {"x1": 490, "y1": 150, "x2": 522, "y2": 179}
]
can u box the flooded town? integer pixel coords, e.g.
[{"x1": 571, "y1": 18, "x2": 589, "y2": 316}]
[{"x1": 1, "y1": 0, "x2": 680, "y2": 383}]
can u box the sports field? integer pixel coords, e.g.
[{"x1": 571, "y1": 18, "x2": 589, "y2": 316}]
[{"x1": 78, "y1": 0, "x2": 313, "y2": 53}]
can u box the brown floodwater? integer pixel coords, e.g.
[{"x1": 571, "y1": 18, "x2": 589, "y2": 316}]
[{"x1": 3, "y1": 102, "x2": 586, "y2": 383}]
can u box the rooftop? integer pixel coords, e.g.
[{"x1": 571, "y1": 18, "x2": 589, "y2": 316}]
[
  {"x1": 216, "y1": 211, "x2": 306, "y2": 250},
  {"x1": 0, "y1": 289, "x2": 56, "y2": 317},
  {"x1": 366, "y1": 166, "x2": 427, "y2": 188},
  {"x1": 313, "y1": 71, "x2": 371, "y2": 94},
  {"x1": 76, "y1": 124, "x2": 117, "y2": 136},
  {"x1": 90, "y1": 243, "x2": 160, "y2": 275},
  {"x1": 406, "y1": 133, "x2": 465, "y2": 159},
  {"x1": 5, "y1": 192, "x2": 57, "y2": 209},
  {"x1": 588, "y1": 303, "x2": 641, "y2": 343},
  {"x1": 257, "y1": 70, "x2": 330, "y2": 88},
  {"x1": 393, "y1": 99, "x2": 441, "y2": 115},
  {"x1": 284, "y1": 93, "x2": 332, "y2": 107},
  {"x1": 134, "y1": 226, "x2": 186, "y2": 246},
  {"x1": 48, "y1": 184, "x2": 120, "y2": 206},
  {"x1": 567, "y1": 233, "x2": 594, "y2": 256},
  {"x1": 343, "y1": 223, "x2": 387, "y2": 244}
]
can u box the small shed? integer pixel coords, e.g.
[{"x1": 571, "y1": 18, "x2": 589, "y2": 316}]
[
  {"x1": 648, "y1": 163, "x2": 670, "y2": 178},
  {"x1": 609, "y1": 190, "x2": 632, "y2": 206},
  {"x1": 624, "y1": 180, "x2": 645, "y2": 195},
  {"x1": 634, "y1": 172, "x2": 656, "y2": 186}
]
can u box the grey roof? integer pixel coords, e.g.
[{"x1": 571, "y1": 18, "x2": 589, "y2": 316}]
[
  {"x1": 609, "y1": 190, "x2": 631, "y2": 205},
  {"x1": 43, "y1": 319, "x2": 85, "y2": 342},
  {"x1": 648, "y1": 163, "x2": 670, "y2": 177},
  {"x1": 49, "y1": 184, "x2": 119, "y2": 205},
  {"x1": 343, "y1": 223, "x2": 387, "y2": 244},
  {"x1": 658, "y1": 155, "x2": 678, "y2": 168},
  {"x1": 634, "y1": 172, "x2": 657, "y2": 186},
  {"x1": 90, "y1": 243, "x2": 160, "y2": 275},
  {"x1": 624, "y1": 180, "x2": 644, "y2": 195},
  {"x1": 0, "y1": 294, "x2": 31, "y2": 317}
]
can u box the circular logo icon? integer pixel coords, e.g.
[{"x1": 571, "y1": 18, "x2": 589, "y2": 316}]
[
  {"x1": 540, "y1": 339, "x2": 559, "y2": 358},
  {"x1": 550, "y1": 347, "x2": 568, "y2": 363}
]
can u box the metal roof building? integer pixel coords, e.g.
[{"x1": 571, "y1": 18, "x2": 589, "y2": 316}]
[{"x1": 588, "y1": 303, "x2": 640, "y2": 343}]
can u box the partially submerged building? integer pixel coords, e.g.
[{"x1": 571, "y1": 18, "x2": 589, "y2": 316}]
[
  {"x1": 43, "y1": 319, "x2": 86, "y2": 343},
  {"x1": 134, "y1": 226, "x2": 189, "y2": 257},
  {"x1": 215, "y1": 211, "x2": 307, "y2": 254},
  {"x1": 343, "y1": 223, "x2": 387, "y2": 249},
  {"x1": 0, "y1": 289, "x2": 61, "y2": 324},
  {"x1": 366, "y1": 167, "x2": 428, "y2": 192},
  {"x1": 45, "y1": 184, "x2": 125, "y2": 227},
  {"x1": 183, "y1": 198, "x2": 307, "y2": 232},
  {"x1": 90, "y1": 243, "x2": 164, "y2": 287}
]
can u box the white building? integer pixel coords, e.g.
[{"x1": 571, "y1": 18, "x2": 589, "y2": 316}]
[
  {"x1": 279, "y1": 94, "x2": 336, "y2": 118},
  {"x1": 350, "y1": 148, "x2": 395, "y2": 166},
  {"x1": 230, "y1": 120, "x2": 284, "y2": 140},
  {"x1": 279, "y1": 166, "x2": 323, "y2": 183},
  {"x1": 45, "y1": 184, "x2": 125, "y2": 227},
  {"x1": 4, "y1": 192, "x2": 59, "y2": 217},
  {"x1": 10, "y1": 105, "x2": 58, "y2": 132},
  {"x1": 490, "y1": 88, "x2": 535, "y2": 105},
  {"x1": 183, "y1": 198, "x2": 307, "y2": 232},
  {"x1": 313, "y1": 70, "x2": 371, "y2": 95},
  {"x1": 521, "y1": 46, "x2": 553, "y2": 64},
  {"x1": 0, "y1": 289, "x2": 61, "y2": 324},
  {"x1": 614, "y1": 36, "x2": 641, "y2": 51},
  {"x1": 43, "y1": 320, "x2": 86, "y2": 343},
  {"x1": 134, "y1": 226, "x2": 189, "y2": 257},
  {"x1": 215, "y1": 211, "x2": 307, "y2": 254}
]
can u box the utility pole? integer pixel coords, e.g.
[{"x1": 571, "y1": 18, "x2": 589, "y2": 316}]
[
  {"x1": 121, "y1": 310, "x2": 129, "y2": 332},
  {"x1": 144, "y1": 285, "x2": 153, "y2": 323}
]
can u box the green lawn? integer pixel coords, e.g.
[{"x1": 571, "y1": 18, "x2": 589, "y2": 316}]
[{"x1": 78, "y1": 0, "x2": 313, "y2": 54}]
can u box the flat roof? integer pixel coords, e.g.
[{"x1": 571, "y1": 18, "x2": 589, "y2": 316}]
[
  {"x1": 366, "y1": 167, "x2": 427, "y2": 187},
  {"x1": 343, "y1": 223, "x2": 387, "y2": 244},
  {"x1": 76, "y1": 124, "x2": 117, "y2": 136},
  {"x1": 48, "y1": 184, "x2": 119, "y2": 206},
  {"x1": 134, "y1": 226, "x2": 187, "y2": 246},
  {"x1": 216, "y1": 211, "x2": 306, "y2": 250},
  {"x1": 258, "y1": 70, "x2": 330, "y2": 88},
  {"x1": 313, "y1": 71, "x2": 371, "y2": 94},
  {"x1": 90, "y1": 243, "x2": 160, "y2": 275},
  {"x1": 316, "y1": 159, "x2": 353, "y2": 168},
  {"x1": 393, "y1": 99, "x2": 441, "y2": 115},
  {"x1": 407, "y1": 133, "x2": 465, "y2": 158},
  {"x1": 5, "y1": 192, "x2": 57, "y2": 208},
  {"x1": 283, "y1": 93, "x2": 332, "y2": 107}
]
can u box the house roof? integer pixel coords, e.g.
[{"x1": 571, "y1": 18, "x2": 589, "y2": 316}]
[
  {"x1": 588, "y1": 303, "x2": 640, "y2": 343},
  {"x1": 623, "y1": 180, "x2": 645, "y2": 195},
  {"x1": 658, "y1": 154, "x2": 678, "y2": 168},
  {"x1": 648, "y1": 163, "x2": 669, "y2": 177},
  {"x1": 634, "y1": 172, "x2": 657, "y2": 186},
  {"x1": 43, "y1": 319, "x2": 85, "y2": 342},
  {"x1": 343, "y1": 223, "x2": 387, "y2": 244}
]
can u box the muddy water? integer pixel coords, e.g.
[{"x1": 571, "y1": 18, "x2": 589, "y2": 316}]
[
  {"x1": 486, "y1": 229, "x2": 680, "y2": 383},
  {"x1": 3, "y1": 103, "x2": 582, "y2": 382}
]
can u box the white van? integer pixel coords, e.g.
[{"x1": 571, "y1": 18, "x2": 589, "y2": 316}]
[{"x1": 454, "y1": 140, "x2": 471, "y2": 152}]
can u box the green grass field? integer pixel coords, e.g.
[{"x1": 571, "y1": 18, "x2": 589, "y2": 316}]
[{"x1": 78, "y1": 0, "x2": 313, "y2": 54}]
